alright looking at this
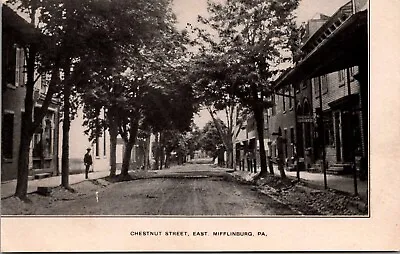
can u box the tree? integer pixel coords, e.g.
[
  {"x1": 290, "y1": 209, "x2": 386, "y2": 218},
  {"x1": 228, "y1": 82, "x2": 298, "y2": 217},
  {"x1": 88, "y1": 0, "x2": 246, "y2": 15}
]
[
  {"x1": 8, "y1": 0, "x2": 95, "y2": 197},
  {"x1": 200, "y1": 119, "x2": 227, "y2": 162},
  {"x1": 189, "y1": 0, "x2": 299, "y2": 176},
  {"x1": 81, "y1": 0, "x2": 197, "y2": 178},
  {"x1": 185, "y1": 124, "x2": 202, "y2": 160}
]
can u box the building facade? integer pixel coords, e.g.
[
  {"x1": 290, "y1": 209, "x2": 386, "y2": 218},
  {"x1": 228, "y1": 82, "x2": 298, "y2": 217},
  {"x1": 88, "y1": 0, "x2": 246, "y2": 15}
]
[
  {"x1": 273, "y1": 0, "x2": 368, "y2": 177},
  {"x1": 2, "y1": 6, "x2": 60, "y2": 181},
  {"x1": 232, "y1": 0, "x2": 368, "y2": 179},
  {"x1": 65, "y1": 107, "x2": 151, "y2": 174}
]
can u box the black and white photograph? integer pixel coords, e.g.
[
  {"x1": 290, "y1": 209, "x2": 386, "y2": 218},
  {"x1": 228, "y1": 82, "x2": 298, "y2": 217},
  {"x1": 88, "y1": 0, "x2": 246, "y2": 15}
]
[{"x1": 1, "y1": 0, "x2": 399, "y2": 251}]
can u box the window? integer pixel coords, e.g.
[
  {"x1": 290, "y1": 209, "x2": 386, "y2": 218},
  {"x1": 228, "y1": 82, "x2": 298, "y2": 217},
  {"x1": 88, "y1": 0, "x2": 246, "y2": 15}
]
[
  {"x1": 314, "y1": 76, "x2": 328, "y2": 95},
  {"x1": 2, "y1": 113, "x2": 14, "y2": 159},
  {"x1": 272, "y1": 95, "x2": 276, "y2": 115},
  {"x1": 289, "y1": 86, "x2": 293, "y2": 109},
  {"x1": 43, "y1": 118, "x2": 52, "y2": 158},
  {"x1": 282, "y1": 89, "x2": 286, "y2": 112},
  {"x1": 295, "y1": 83, "x2": 300, "y2": 94},
  {"x1": 40, "y1": 72, "x2": 51, "y2": 94},
  {"x1": 95, "y1": 137, "x2": 100, "y2": 157},
  {"x1": 290, "y1": 127, "x2": 295, "y2": 145},
  {"x1": 321, "y1": 74, "x2": 328, "y2": 94},
  {"x1": 15, "y1": 47, "x2": 26, "y2": 87},
  {"x1": 2, "y1": 41, "x2": 16, "y2": 86},
  {"x1": 313, "y1": 77, "x2": 319, "y2": 95},
  {"x1": 338, "y1": 69, "x2": 345, "y2": 82},
  {"x1": 350, "y1": 66, "x2": 357, "y2": 76}
]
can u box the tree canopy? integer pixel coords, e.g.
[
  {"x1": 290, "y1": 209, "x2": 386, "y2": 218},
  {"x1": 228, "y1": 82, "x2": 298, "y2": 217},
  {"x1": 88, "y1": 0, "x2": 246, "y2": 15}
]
[{"x1": 188, "y1": 0, "x2": 300, "y2": 174}]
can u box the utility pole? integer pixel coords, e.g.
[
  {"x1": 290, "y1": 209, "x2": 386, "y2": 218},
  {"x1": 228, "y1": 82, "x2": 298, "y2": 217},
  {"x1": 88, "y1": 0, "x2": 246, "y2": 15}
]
[
  {"x1": 293, "y1": 84, "x2": 300, "y2": 181},
  {"x1": 318, "y1": 76, "x2": 328, "y2": 189},
  {"x1": 347, "y1": 68, "x2": 358, "y2": 196}
]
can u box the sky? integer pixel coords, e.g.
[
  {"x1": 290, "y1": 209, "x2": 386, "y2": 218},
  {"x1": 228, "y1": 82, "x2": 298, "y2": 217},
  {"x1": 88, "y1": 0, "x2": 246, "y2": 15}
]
[
  {"x1": 173, "y1": 0, "x2": 350, "y2": 129},
  {"x1": 5, "y1": 0, "x2": 350, "y2": 130}
]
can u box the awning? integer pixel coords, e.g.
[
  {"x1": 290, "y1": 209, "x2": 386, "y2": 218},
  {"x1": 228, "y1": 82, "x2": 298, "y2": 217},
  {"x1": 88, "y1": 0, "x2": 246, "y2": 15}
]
[
  {"x1": 275, "y1": 10, "x2": 367, "y2": 88},
  {"x1": 328, "y1": 94, "x2": 359, "y2": 109}
]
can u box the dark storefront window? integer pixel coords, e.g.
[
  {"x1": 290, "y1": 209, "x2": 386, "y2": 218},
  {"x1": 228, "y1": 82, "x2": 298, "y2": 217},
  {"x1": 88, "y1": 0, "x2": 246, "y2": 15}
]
[{"x1": 32, "y1": 130, "x2": 42, "y2": 158}]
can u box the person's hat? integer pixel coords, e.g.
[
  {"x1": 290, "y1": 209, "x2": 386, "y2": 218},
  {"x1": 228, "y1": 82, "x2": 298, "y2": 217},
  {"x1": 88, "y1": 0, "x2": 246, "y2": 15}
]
[{"x1": 86, "y1": 147, "x2": 91, "y2": 150}]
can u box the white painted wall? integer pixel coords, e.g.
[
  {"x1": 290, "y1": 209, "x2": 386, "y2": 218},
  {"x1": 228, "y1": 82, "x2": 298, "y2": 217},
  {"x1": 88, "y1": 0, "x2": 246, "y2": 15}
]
[{"x1": 59, "y1": 107, "x2": 123, "y2": 173}]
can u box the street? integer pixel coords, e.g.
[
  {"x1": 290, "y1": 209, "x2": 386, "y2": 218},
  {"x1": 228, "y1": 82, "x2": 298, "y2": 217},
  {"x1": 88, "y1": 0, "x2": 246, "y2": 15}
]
[{"x1": 2, "y1": 164, "x2": 301, "y2": 216}]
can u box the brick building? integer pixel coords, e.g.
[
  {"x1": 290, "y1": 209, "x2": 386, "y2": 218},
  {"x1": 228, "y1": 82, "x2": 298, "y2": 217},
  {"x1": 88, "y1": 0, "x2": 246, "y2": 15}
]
[
  {"x1": 232, "y1": 0, "x2": 368, "y2": 179},
  {"x1": 2, "y1": 6, "x2": 60, "y2": 181},
  {"x1": 274, "y1": 0, "x2": 368, "y2": 177}
]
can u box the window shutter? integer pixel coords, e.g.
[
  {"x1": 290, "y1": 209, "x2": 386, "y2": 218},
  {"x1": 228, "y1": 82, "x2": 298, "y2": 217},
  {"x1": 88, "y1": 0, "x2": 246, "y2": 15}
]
[{"x1": 15, "y1": 48, "x2": 21, "y2": 87}]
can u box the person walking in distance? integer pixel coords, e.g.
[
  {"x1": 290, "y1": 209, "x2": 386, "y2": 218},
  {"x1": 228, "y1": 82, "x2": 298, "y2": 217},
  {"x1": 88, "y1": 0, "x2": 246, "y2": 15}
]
[{"x1": 84, "y1": 148, "x2": 93, "y2": 179}]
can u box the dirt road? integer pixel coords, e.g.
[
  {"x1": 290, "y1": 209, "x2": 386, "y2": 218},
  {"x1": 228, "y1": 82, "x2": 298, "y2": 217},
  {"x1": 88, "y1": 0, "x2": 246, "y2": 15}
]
[{"x1": 4, "y1": 164, "x2": 299, "y2": 216}]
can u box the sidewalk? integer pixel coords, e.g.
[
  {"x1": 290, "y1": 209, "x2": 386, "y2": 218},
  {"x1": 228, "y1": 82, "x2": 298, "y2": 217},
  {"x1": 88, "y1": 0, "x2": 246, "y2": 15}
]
[
  {"x1": 283, "y1": 167, "x2": 368, "y2": 200},
  {"x1": 237, "y1": 165, "x2": 368, "y2": 200},
  {"x1": 1, "y1": 169, "x2": 120, "y2": 199}
]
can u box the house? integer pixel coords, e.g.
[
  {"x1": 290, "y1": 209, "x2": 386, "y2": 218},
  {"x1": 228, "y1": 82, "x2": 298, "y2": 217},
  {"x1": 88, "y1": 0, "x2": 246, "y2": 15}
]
[
  {"x1": 62, "y1": 108, "x2": 113, "y2": 173},
  {"x1": 64, "y1": 107, "x2": 151, "y2": 174},
  {"x1": 232, "y1": 112, "x2": 266, "y2": 173},
  {"x1": 273, "y1": 0, "x2": 368, "y2": 178},
  {"x1": 2, "y1": 5, "x2": 60, "y2": 181},
  {"x1": 232, "y1": 0, "x2": 368, "y2": 180}
]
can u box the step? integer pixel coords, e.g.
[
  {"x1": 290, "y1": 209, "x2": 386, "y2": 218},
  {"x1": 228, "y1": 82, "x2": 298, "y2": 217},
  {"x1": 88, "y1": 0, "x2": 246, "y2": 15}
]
[
  {"x1": 307, "y1": 167, "x2": 321, "y2": 173},
  {"x1": 37, "y1": 186, "x2": 52, "y2": 196},
  {"x1": 34, "y1": 172, "x2": 52, "y2": 180}
]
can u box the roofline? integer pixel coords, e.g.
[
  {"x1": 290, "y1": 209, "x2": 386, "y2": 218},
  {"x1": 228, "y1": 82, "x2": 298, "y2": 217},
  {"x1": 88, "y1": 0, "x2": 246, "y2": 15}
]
[
  {"x1": 273, "y1": 10, "x2": 367, "y2": 89},
  {"x1": 2, "y1": 5, "x2": 41, "y2": 44}
]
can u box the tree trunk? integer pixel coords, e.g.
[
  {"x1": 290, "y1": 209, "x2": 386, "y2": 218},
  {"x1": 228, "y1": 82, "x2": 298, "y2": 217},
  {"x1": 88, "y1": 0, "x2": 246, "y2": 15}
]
[
  {"x1": 15, "y1": 130, "x2": 33, "y2": 199},
  {"x1": 253, "y1": 103, "x2": 268, "y2": 175},
  {"x1": 226, "y1": 147, "x2": 233, "y2": 168},
  {"x1": 143, "y1": 133, "x2": 150, "y2": 170},
  {"x1": 153, "y1": 132, "x2": 159, "y2": 170},
  {"x1": 15, "y1": 45, "x2": 36, "y2": 199},
  {"x1": 120, "y1": 117, "x2": 139, "y2": 176},
  {"x1": 158, "y1": 132, "x2": 163, "y2": 170},
  {"x1": 207, "y1": 106, "x2": 233, "y2": 168},
  {"x1": 276, "y1": 136, "x2": 287, "y2": 178},
  {"x1": 121, "y1": 140, "x2": 134, "y2": 176},
  {"x1": 108, "y1": 109, "x2": 118, "y2": 177},
  {"x1": 165, "y1": 151, "x2": 171, "y2": 168},
  {"x1": 61, "y1": 67, "x2": 72, "y2": 189}
]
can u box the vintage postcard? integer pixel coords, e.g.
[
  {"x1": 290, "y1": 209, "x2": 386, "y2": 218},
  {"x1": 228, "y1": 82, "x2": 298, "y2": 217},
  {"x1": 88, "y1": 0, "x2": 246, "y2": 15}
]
[{"x1": 1, "y1": 0, "x2": 399, "y2": 251}]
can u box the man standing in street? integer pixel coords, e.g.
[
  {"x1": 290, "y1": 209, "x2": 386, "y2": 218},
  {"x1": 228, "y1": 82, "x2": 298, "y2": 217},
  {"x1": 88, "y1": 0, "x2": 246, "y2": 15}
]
[{"x1": 84, "y1": 148, "x2": 93, "y2": 179}]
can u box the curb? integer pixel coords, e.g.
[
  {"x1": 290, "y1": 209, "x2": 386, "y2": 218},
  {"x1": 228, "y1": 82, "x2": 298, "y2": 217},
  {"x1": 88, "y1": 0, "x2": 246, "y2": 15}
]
[
  {"x1": 230, "y1": 171, "x2": 368, "y2": 215},
  {"x1": 1, "y1": 172, "x2": 111, "y2": 200}
]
